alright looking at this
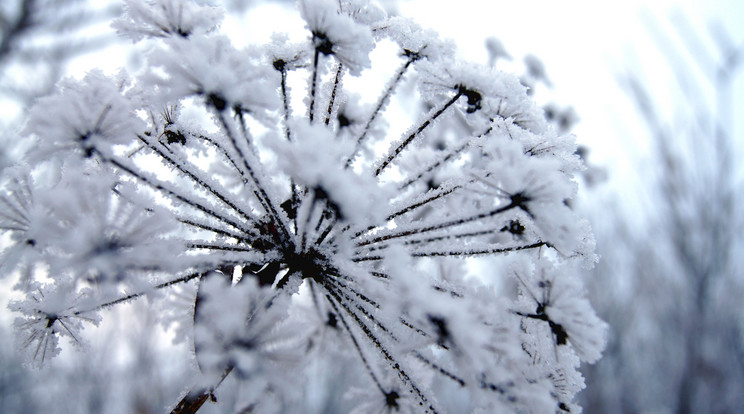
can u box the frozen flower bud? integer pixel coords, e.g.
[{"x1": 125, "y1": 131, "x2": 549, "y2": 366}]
[
  {"x1": 0, "y1": 169, "x2": 45, "y2": 276},
  {"x1": 193, "y1": 274, "x2": 297, "y2": 378},
  {"x1": 144, "y1": 34, "x2": 279, "y2": 114},
  {"x1": 24, "y1": 70, "x2": 144, "y2": 161},
  {"x1": 379, "y1": 17, "x2": 455, "y2": 62},
  {"x1": 37, "y1": 167, "x2": 183, "y2": 284},
  {"x1": 486, "y1": 37, "x2": 511, "y2": 66},
  {"x1": 267, "y1": 33, "x2": 309, "y2": 73},
  {"x1": 270, "y1": 119, "x2": 391, "y2": 225},
  {"x1": 523, "y1": 54, "x2": 551, "y2": 86},
  {"x1": 299, "y1": 0, "x2": 374, "y2": 75},
  {"x1": 10, "y1": 279, "x2": 101, "y2": 367},
  {"x1": 113, "y1": 0, "x2": 223, "y2": 42},
  {"x1": 340, "y1": 0, "x2": 387, "y2": 26},
  {"x1": 513, "y1": 260, "x2": 607, "y2": 363}
]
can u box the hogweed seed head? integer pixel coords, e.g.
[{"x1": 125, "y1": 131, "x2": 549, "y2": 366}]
[{"x1": 3, "y1": 0, "x2": 606, "y2": 412}]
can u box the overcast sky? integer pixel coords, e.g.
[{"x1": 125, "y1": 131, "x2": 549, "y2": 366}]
[
  {"x1": 60, "y1": 0, "x2": 744, "y2": 195},
  {"x1": 397, "y1": 0, "x2": 744, "y2": 171}
]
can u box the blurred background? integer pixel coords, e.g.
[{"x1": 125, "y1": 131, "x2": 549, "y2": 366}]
[{"x1": 1, "y1": 0, "x2": 742, "y2": 413}]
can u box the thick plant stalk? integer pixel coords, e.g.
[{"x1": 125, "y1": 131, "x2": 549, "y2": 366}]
[{"x1": 170, "y1": 367, "x2": 233, "y2": 414}]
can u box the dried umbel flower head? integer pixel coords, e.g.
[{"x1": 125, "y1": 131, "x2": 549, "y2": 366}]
[{"x1": 3, "y1": 0, "x2": 605, "y2": 412}]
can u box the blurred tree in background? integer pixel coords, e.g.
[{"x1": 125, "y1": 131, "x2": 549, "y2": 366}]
[{"x1": 579, "y1": 13, "x2": 744, "y2": 414}]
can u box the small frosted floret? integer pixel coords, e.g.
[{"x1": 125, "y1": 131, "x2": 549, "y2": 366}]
[
  {"x1": 0, "y1": 170, "x2": 46, "y2": 276},
  {"x1": 340, "y1": 0, "x2": 387, "y2": 26},
  {"x1": 472, "y1": 139, "x2": 590, "y2": 255},
  {"x1": 37, "y1": 170, "x2": 183, "y2": 283},
  {"x1": 380, "y1": 17, "x2": 455, "y2": 62},
  {"x1": 271, "y1": 119, "x2": 391, "y2": 224},
  {"x1": 299, "y1": 0, "x2": 374, "y2": 75},
  {"x1": 419, "y1": 60, "x2": 547, "y2": 133},
  {"x1": 267, "y1": 33, "x2": 309, "y2": 72},
  {"x1": 113, "y1": 0, "x2": 223, "y2": 42},
  {"x1": 145, "y1": 34, "x2": 279, "y2": 114},
  {"x1": 24, "y1": 70, "x2": 144, "y2": 160},
  {"x1": 514, "y1": 261, "x2": 608, "y2": 363},
  {"x1": 540, "y1": 273, "x2": 607, "y2": 363},
  {"x1": 10, "y1": 280, "x2": 100, "y2": 367},
  {"x1": 193, "y1": 274, "x2": 297, "y2": 378}
]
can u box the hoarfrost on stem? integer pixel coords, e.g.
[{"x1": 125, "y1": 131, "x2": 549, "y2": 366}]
[{"x1": 2, "y1": 0, "x2": 606, "y2": 412}]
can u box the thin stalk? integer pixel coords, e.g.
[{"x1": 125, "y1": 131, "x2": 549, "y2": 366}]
[
  {"x1": 357, "y1": 201, "x2": 519, "y2": 247},
  {"x1": 323, "y1": 291, "x2": 386, "y2": 393},
  {"x1": 233, "y1": 110, "x2": 262, "y2": 160},
  {"x1": 187, "y1": 242, "x2": 256, "y2": 252},
  {"x1": 309, "y1": 48, "x2": 320, "y2": 123},
  {"x1": 314, "y1": 217, "x2": 336, "y2": 247},
  {"x1": 413, "y1": 352, "x2": 466, "y2": 386},
  {"x1": 409, "y1": 240, "x2": 546, "y2": 258},
  {"x1": 348, "y1": 57, "x2": 417, "y2": 167},
  {"x1": 0, "y1": 194, "x2": 30, "y2": 226},
  {"x1": 325, "y1": 281, "x2": 397, "y2": 342},
  {"x1": 324, "y1": 274, "x2": 379, "y2": 308},
  {"x1": 354, "y1": 241, "x2": 545, "y2": 262},
  {"x1": 325, "y1": 62, "x2": 344, "y2": 126},
  {"x1": 399, "y1": 122, "x2": 495, "y2": 190},
  {"x1": 280, "y1": 67, "x2": 292, "y2": 141},
  {"x1": 177, "y1": 217, "x2": 253, "y2": 240},
  {"x1": 385, "y1": 182, "x2": 465, "y2": 222},
  {"x1": 214, "y1": 112, "x2": 293, "y2": 245},
  {"x1": 375, "y1": 91, "x2": 463, "y2": 176},
  {"x1": 324, "y1": 284, "x2": 440, "y2": 413},
  {"x1": 74, "y1": 272, "x2": 202, "y2": 315},
  {"x1": 138, "y1": 135, "x2": 258, "y2": 226},
  {"x1": 351, "y1": 184, "x2": 463, "y2": 240},
  {"x1": 193, "y1": 133, "x2": 249, "y2": 184},
  {"x1": 400, "y1": 318, "x2": 428, "y2": 338},
  {"x1": 297, "y1": 190, "x2": 317, "y2": 252},
  {"x1": 170, "y1": 367, "x2": 234, "y2": 414},
  {"x1": 360, "y1": 227, "x2": 498, "y2": 256},
  {"x1": 94, "y1": 149, "x2": 249, "y2": 234}
]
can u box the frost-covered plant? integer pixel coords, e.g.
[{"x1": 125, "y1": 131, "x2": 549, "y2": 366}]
[{"x1": 1, "y1": 0, "x2": 606, "y2": 412}]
